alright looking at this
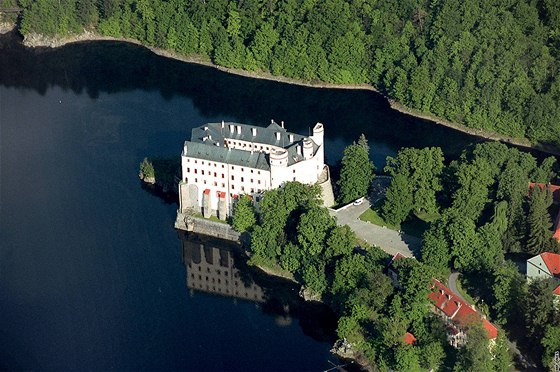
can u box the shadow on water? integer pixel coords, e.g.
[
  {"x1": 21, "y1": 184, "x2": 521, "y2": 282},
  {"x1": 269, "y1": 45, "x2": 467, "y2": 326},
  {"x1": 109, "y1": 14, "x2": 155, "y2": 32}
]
[
  {"x1": 179, "y1": 231, "x2": 339, "y2": 345},
  {"x1": 0, "y1": 30, "x2": 488, "y2": 167}
]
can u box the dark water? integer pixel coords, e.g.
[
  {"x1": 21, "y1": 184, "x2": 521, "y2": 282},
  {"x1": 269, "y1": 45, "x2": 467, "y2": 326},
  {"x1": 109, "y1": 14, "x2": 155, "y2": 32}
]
[{"x1": 1, "y1": 30, "x2": 485, "y2": 370}]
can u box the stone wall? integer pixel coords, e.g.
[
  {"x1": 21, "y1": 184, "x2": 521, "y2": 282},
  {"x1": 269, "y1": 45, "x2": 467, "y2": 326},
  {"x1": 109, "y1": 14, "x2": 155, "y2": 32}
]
[
  {"x1": 318, "y1": 166, "x2": 335, "y2": 208},
  {"x1": 175, "y1": 212, "x2": 240, "y2": 242}
]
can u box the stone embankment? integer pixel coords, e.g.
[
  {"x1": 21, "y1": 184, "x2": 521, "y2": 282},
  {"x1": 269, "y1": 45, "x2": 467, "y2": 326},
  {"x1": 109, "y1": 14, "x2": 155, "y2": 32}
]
[{"x1": 175, "y1": 211, "x2": 240, "y2": 242}]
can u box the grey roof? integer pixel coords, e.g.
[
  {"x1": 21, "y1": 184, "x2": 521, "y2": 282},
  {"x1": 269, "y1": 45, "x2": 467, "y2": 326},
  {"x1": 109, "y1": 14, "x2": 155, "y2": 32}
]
[
  {"x1": 185, "y1": 121, "x2": 320, "y2": 168},
  {"x1": 191, "y1": 121, "x2": 309, "y2": 148},
  {"x1": 184, "y1": 141, "x2": 270, "y2": 171}
]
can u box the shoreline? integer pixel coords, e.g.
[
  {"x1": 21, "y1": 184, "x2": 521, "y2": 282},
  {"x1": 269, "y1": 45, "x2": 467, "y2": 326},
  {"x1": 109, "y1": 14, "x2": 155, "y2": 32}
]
[{"x1": 17, "y1": 29, "x2": 560, "y2": 157}]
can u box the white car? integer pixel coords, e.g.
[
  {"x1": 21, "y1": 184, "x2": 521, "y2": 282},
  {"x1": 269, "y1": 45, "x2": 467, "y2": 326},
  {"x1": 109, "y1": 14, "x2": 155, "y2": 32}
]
[{"x1": 353, "y1": 197, "x2": 365, "y2": 206}]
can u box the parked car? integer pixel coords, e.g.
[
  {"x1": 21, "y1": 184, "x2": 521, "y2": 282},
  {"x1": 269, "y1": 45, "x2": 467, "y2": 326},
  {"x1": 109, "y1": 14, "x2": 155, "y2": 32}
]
[{"x1": 353, "y1": 197, "x2": 365, "y2": 206}]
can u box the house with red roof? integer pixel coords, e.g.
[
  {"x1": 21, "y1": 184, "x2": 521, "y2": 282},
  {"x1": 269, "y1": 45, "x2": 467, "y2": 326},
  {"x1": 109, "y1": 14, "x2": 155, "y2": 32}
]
[
  {"x1": 527, "y1": 252, "x2": 560, "y2": 298},
  {"x1": 429, "y1": 279, "x2": 498, "y2": 348},
  {"x1": 386, "y1": 255, "x2": 498, "y2": 348},
  {"x1": 528, "y1": 183, "x2": 560, "y2": 241}
]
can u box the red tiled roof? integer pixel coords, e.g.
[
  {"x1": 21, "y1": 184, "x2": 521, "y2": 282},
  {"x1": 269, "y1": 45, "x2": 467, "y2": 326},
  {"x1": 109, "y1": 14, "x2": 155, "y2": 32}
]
[
  {"x1": 528, "y1": 183, "x2": 560, "y2": 204},
  {"x1": 218, "y1": 191, "x2": 226, "y2": 198},
  {"x1": 540, "y1": 252, "x2": 560, "y2": 276},
  {"x1": 429, "y1": 279, "x2": 498, "y2": 339},
  {"x1": 404, "y1": 332, "x2": 416, "y2": 345},
  {"x1": 388, "y1": 252, "x2": 406, "y2": 272},
  {"x1": 553, "y1": 285, "x2": 560, "y2": 296},
  {"x1": 203, "y1": 189, "x2": 210, "y2": 195}
]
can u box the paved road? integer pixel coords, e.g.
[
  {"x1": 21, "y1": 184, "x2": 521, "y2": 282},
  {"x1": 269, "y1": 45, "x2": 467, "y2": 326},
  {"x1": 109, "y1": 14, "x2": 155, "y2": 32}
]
[
  {"x1": 329, "y1": 199, "x2": 421, "y2": 257},
  {"x1": 447, "y1": 272, "x2": 467, "y2": 302}
]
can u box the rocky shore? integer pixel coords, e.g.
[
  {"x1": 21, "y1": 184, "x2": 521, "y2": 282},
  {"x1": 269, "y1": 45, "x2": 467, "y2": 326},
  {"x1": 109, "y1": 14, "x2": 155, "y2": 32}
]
[{"x1": 0, "y1": 21, "x2": 15, "y2": 34}]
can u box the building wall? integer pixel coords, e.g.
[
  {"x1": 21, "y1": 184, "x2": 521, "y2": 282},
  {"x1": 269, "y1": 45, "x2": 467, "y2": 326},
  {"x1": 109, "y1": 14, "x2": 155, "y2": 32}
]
[
  {"x1": 527, "y1": 255, "x2": 553, "y2": 280},
  {"x1": 181, "y1": 155, "x2": 271, "y2": 215},
  {"x1": 180, "y1": 123, "x2": 325, "y2": 216}
]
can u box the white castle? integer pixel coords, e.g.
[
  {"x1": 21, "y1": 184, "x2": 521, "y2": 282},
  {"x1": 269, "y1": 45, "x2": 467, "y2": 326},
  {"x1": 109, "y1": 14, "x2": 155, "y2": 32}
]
[{"x1": 177, "y1": 120, "x2": 334, "y2": 220}]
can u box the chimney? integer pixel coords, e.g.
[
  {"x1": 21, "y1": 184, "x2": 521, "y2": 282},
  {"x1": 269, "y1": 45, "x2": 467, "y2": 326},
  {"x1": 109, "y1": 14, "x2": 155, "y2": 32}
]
[
  {"x1": 252, "y1": 127, "x2": 257, "y2": 136},
  {"x1": 281, "y1": 121, "x2": 284, "y2": 128},
  {"x1": 229, "y1": 124, "x2": 234, "y2": 133},
  {"x1": 289, "y1": 134, "x2": 294, "y2": 143},
  {"x1": 297, "y1": 145, "x2": 302, "y2": 156},
  {"x1": 271, "y1": 119, "x2": 274, "y2": 124},
  {"x1": 236, "y1": 125, "x2": 242, "y2": 134},
  {"x1": 275, "y1": 132, "x2": 281, "y2": 141},
  {"x1": 221, "y1": 120, "x2": 224, "y2": 128}
]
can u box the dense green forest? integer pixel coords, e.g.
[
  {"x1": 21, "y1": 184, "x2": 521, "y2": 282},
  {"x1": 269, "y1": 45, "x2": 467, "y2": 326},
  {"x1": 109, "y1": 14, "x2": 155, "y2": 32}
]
[
  {"x1": 16, "y1": 0, "x2": 560, "y2": 148},
  {"x1": 381, "y1": 141, "x2": 560, "y2": 369},
  {"x1": 230, "y1": 138, "x2": 560, "y2": 369}
]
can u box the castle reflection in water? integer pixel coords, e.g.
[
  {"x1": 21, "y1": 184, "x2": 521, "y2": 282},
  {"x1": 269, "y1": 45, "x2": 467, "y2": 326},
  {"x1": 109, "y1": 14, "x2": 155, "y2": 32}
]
[{"x1": 180, "y1": 231, "x2": 266, "y2": 303}]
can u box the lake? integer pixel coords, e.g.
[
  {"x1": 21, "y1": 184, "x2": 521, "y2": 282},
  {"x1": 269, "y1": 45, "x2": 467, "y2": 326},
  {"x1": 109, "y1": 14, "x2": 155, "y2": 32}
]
[{"x1": 0, "y1": 30, "x2": 484, "y2": 370}]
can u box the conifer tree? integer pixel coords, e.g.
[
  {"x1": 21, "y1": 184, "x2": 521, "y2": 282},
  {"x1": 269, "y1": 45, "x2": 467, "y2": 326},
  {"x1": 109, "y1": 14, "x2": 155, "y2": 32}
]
[
  {"x1": 526, "y1": 186, "x2": 553, "y2": 255},
  {"x1": 337, "y1": 135, "x2": 375, "y2": 205}
]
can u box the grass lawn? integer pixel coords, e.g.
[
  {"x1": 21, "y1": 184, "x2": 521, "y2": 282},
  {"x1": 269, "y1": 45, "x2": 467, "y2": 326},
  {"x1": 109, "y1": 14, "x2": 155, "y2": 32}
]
[
  {"x1": 359, "y1": 198, "x2": 439, "y2": 238},
  {"x1": 456, "y1": 277, "x2": 477, "y2": 305},
  {"x1": 359, "y1": 207, "x2": 399, "y2": 230},
  {"x1": 193, "y1": 213, "x2": 229, "y2": 224}
]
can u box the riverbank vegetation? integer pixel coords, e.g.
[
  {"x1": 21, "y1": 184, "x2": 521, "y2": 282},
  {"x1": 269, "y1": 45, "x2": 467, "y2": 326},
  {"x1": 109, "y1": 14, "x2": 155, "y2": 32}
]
[
  {"x1": 380, "y1": 141, "x2": 560, "y2": 369},
  {"x1": 17, "y1": 0, "x2": 560, "y2": 150}
]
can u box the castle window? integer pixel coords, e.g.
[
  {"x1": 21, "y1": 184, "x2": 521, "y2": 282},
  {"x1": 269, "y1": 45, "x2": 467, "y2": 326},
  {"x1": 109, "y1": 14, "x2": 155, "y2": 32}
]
[
  {"x1": 231, "y1": 185, "x2": 235, "y2": 189},
  {"x1": 222, "y1": 183, "x2": 225, "y2": 188},
  {"x1": 231, "y1": 175, "x2": 234, "y2": 180},
  {"x1": 214, "y1": 172, "x2": 217, "y2": 177},
  {"x1": 241, "y1": 186, "x2": 245, "y2": 191},
  {"x1": 241, "y1": 177, "x2": 244, "y2": 182},
  {"x1": 251, "y1": 188, "x2": 254, "y2": 193},
  {"x1": 201, "y1": 170, "x2": 205, "y2": 175},
  {"x1": 195, "y1": 160, "x2": 197, "y2": 164},
  {"x1": 222, "y1": 174, "x2": 224, "y2": 178},
  {"x1": 258, "y1": 171, "x2": 260, "y2": 175},
  {"x1": 213, "y1": 182, "x2": 217, "y2": 186},
  {"x1": 202, "y1": 161, "x2": 204, "y2": 165},
  {"x1": 194, "y1": 169, "x2": 197, "y2": 174},
  {"x1": 222, "y1": 164, "x2": 224, "y2": 168},
  {"x1": 251, "y1": 170, "x2": 254, "y2": 174},
  {"x1": 185, "y1": 178, "x2": 188, "y2": 183},
  {"x1": 251, "y1": 179, "x2": 253, "y2": 183},
  {"x1": 258, "y1": 180, "x2": 261, "y2": 184},
  {"x1": 293, "y1": 169, "x2": 296, "y2": 173},
  {"x1": 187, "y1": 167, "x2": 190, "y2": 172},
  {"x1": 241, "y1": 168, "x2": 244, "y2": 172},
  {"x1": 195, "y1": 178, "x2": 198, "y2": 182}
]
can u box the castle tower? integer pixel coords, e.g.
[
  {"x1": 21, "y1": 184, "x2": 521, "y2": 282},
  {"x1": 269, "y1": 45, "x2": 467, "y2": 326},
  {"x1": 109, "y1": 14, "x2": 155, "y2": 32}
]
[
  {"x1": 270, "y1": 149, "x2": 289, "y2": 188},
  {"x1": 311, "y1": 123, "x2": 324, "y2": 147}
]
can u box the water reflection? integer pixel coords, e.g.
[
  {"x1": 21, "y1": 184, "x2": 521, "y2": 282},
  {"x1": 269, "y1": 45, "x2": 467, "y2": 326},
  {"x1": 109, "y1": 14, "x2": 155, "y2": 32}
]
[
  {"x1": 182, "y1": 232, "x2": 266, "y2": 303},
  {"x1": 0, "y1": 30, "x2": 483, "y2": 167},
  {"x1": 178, "y1": 231, "x2": 338, "y2": 342}
]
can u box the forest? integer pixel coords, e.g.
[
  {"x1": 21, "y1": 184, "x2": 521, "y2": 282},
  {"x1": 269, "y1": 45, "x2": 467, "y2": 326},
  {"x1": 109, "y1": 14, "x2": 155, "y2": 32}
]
[
  {"x1": 230, "y1": 137, "x2": 560, "y2": 370},
  {"x1": 14, "y1": 0, "x2": 560, "y2": 149}
]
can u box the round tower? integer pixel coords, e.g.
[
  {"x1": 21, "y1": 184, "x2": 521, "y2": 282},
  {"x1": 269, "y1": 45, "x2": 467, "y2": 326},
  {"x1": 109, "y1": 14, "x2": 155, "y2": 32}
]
[
  {"x1": 312, "y1": 123, "x2": 324, "y2": 146},
  {"x1": 270, "y1": 149, "x2": 288, "y2": 188},
  {"x1": 303, "y1": 138, "x2": 313, "y2": 160}
]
